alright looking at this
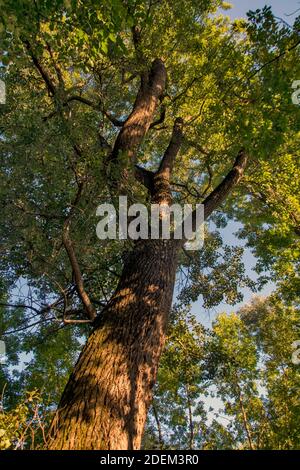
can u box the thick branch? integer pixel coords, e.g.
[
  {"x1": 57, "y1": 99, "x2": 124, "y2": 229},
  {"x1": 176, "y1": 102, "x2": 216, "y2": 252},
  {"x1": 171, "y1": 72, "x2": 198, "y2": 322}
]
[
  {"x1": 109, "y1": 58, "x2": 167, "y2": 165},
  {"x1": 157, "y1": 117, "x2": 184, "y2": 179},
  {"x1": 62, "y1": 226, "x2": 95, "y2": 322},
  {"x1": 180, "y1": 149, "x2": 247, "y2": 240},
  {"x1": 63, "y1": 318, "x2": 93, "y2": 324},
  {"x1": 134, "y1": 165, "x2": 154, "y2": 191},
  {"x1": 149, "y1": 106, "x2": 166, "y2": 129},
  {"x1": 203, "y1": 149, "x2": 248, "y2": 220},
  {"x1": 151, "y1": 118, "x2": 184, "y2": 205},
  {"x1": 24, "y1": 40, "x2": 56, "y2": 96}
]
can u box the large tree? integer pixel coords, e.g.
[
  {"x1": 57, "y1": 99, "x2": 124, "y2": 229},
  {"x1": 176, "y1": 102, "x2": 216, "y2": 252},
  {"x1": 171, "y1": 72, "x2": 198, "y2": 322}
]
[{"x1": 0, "y1": 0, "x2": 299, "y2": 449}]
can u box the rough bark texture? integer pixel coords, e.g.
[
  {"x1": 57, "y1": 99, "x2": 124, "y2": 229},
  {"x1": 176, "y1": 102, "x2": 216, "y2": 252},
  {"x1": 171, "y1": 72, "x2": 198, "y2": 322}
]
[
  {"x1": 48, "y1": 239, "x2": 179, "y2": 450},
  {"x1": 109, "y1": 59, "x2": 167, "y2": 165}
]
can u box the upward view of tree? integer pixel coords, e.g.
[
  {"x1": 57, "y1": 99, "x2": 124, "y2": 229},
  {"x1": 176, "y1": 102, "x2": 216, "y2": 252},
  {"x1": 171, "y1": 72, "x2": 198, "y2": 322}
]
[{"x1": 0, "y1": 0, "x2": 299, "y2": 450}]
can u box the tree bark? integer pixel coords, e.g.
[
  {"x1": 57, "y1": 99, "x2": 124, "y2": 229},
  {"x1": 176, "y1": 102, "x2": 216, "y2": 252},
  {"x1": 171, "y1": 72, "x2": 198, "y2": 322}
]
[{"x1": 48, "y1": 239, "x2": 179, "y2": 450}]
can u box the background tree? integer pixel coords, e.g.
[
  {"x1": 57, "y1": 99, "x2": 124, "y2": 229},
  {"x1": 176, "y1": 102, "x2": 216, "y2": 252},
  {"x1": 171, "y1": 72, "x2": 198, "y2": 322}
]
[{"x1": 144, "y1": 296, "x2": 300, "y2": 450}]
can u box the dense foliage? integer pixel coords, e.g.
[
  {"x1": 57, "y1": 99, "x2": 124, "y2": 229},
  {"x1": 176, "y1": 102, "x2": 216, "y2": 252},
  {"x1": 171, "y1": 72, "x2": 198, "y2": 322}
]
[{"x1": 0, "y1": 0, "x2": 299, "y2": 449}]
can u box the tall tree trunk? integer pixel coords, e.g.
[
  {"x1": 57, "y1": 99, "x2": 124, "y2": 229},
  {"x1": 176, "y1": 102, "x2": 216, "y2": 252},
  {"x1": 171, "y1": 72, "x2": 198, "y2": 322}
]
[
  {"x1": 48, "y1": 239, "x2": 179, "y2": 450},
  {"x1": 47, "y1": 148, "x2": 247, "y2": 450},
  {"x1": 28, "y1": 48, "x2": 248, "y2": 450}
]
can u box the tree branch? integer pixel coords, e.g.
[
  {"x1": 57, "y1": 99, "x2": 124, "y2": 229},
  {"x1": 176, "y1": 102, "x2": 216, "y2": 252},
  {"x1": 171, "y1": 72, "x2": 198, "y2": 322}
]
[
  {"x1": 152, "y1": 400, "x2": 164, "y2": 450},
  {"x1": 151, "y1": 118, "x2": 184, "y2": 204},
  {"x1": 2, "y1": 317, "x2": 57, "y2": 336},
  {"x1": 180, "y1": 149, "x2": 247, "y2": 241},
  {"x1": 62, "y1": 184, "x2": 96, "y2": 322},
  {"x1": 43, "y1": 95, "x2": 99, "y2": 121},
  {"x1": 103, "y1": 110, "x2": 125, "y2": 127},
  {"x1": 246, "y1": 38, "x2": 300, "y2": 82},
  {"x1": 62, "y1": 227, "x2": 96, "y2": 322},
  {"x1": 149, "y1": 105, "x2": 166, "y2": 129},
  {"x1": 134, "y1": 165, "x2": 154, "y2": 191},
  {"x1": 157, "y1": 117, "x2": 184, "y2": 179},
  {"x1": 202, "y1": 148, "x2": 248, "y2": 220},
  {"x1": 108, "y1": 58, "x2": 167, "y2": 165},
  {"x1": 24, "y1": 39, "x2": 56, "y2": 96},
  {"x1": 46, "y1": 41, "x2": 64, "y2": 86}
]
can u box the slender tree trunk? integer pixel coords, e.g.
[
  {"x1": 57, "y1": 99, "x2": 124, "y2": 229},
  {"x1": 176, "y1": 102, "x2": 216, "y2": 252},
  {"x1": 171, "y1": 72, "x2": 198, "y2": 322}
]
[
  {"x1": 235, "y1": 382, "x2": 254, "y2": 450},
  {"x1": 186, "y1": 384, "x2": 195, "y2": 450},
  {"x1": 152, "y1": 400, "x2": 165, "y2": 450},
  {"x1": 48, "y1": 239, "x2": 179, "y2": 450}
]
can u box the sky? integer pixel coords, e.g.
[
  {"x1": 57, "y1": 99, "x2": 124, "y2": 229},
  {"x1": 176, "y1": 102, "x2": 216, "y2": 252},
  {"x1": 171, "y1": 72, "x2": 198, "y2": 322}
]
[{"x1": 227, "y1": 0, "x2": 300, "y2": 21}]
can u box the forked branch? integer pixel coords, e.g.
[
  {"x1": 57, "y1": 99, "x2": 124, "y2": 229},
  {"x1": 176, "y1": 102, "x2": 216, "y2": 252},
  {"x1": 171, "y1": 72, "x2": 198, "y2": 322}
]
[{"x1": 181, "y1": 149, "x2": 248, "y2": 239}]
